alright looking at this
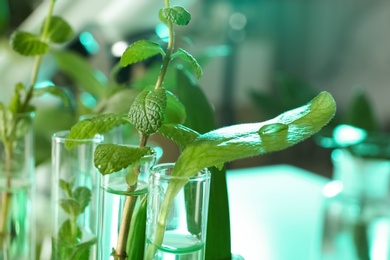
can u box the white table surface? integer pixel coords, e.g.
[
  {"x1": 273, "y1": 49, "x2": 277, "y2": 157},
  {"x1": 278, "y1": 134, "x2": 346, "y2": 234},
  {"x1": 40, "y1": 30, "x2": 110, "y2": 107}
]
[{"x1": 227, "y1": 164, "x2": 330, "y2": 260}]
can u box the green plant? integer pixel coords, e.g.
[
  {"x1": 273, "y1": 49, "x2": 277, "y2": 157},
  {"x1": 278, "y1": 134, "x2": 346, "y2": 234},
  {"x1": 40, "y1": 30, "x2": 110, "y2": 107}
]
[
  {"x1": 51, "y1": 179, "x2": 95, "y2": 259},
  {"x1": 0, "y1": 0, "x2": 73, "y2": 252},
  {"x1": 67, "y1": 1, "x2": 336, "y2": 260}
]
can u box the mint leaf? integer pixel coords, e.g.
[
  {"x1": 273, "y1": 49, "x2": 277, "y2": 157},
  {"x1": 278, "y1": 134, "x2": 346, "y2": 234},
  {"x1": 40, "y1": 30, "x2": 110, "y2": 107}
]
[
  {"x1": 8, "y1": 83, "x2": 24, "y2": 114},
  {"x1": 164, "y1": 90, "x2": 186, "y2": 124},
  {"x1": 173, "y1": 49, "x2": 202, "y2": 79},
  {"x1": 58, "y1": 219, "x2": 82, "y2": 243},
  {"x1": 71, "y1": 238, "x2": 97, "y2": 259},
  {"x1": 59, "y1": 179, "x2": 74, "y2": 197},
  {"x1": 73, "y1": 187, "x2": 91, "y2": 212},
  {"x1": 10, "y1": 31, "x2": 49, "y2": 56},
  {"x1": 158, "y1": 124, "x2": 199, "y2": 149},
  {"x1": 172, "y1": 91, "x2": 336, "y2": 177},
  {"x1": 44, "y1": 16, "x2": 74, "y2": 43},
  {"x1": 120, "y1": 40, "x2": 165, "y2": 67},
  {"x1": 59, "y1": 199, "x2": 82, "y2": 217},
  {"x1": 53, "y1": 230, "x2": 96, "y2": 260},
  {"x1": 161, "y1": 6, "x2": 191, "y2": 26},
  {"x1": 128, "y1": 88, "x2": 167, "y2": 135},
  {"x1": 94, "y1": 144, "x2": 153, "y2": 175},
  {"x1": 65, "y1": 113, "x2": 129, "y2": 150}
]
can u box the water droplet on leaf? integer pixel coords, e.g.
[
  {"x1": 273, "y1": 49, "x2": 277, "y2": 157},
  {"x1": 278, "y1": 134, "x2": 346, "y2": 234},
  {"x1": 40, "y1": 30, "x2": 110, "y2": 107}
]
[{"x1": 258, "y1": 123, "x2": 288, "y2": 135}]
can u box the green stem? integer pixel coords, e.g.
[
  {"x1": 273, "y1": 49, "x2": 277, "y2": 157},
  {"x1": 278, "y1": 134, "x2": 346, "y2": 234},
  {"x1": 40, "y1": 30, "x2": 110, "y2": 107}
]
[
  {"x1": 0, "y1": 0, "x2": 55, "y2": 251},
  {"x1": 144, "y1": 179, "x2": 187, "y2": 258},
  {"x1": 113, "y1": 186, "x2": 137, "y2": 260},
  {"x1": 116, "y1": 0, "x2": 177, "y2": 257},
  {"x1": 70, "y1": 216, "x2": 78, "y2": 240},
  {"x1": 113, "y1": 134, "x2": 149, "y2": 259},
  {"x1": 20, "y1": 0, "x2": 55, "y2": 113},
  {"x1": 20, "y1": 56, "x2": 42, "y2": 113},
  {"x1": 155, "y1": 1, "x2": 174, "y2": 90},
  {"x1": 0, "y1": 141, "x2": 13, "y2": 250},
  {"x1": 0, "y1": 0, "x2": 56, "y2": 252}
]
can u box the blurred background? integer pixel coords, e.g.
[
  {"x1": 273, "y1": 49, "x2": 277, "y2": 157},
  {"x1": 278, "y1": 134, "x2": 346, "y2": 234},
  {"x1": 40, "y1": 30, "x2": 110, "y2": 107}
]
[{"x1": 1, "y1": 0, "x2": 389, "y2": 178}]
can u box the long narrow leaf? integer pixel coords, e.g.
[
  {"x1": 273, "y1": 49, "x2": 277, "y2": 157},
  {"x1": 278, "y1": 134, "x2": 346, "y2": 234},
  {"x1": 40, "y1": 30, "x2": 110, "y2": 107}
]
[{"x1": 173, "y1": 91, "x2": 336, "y2": 178}]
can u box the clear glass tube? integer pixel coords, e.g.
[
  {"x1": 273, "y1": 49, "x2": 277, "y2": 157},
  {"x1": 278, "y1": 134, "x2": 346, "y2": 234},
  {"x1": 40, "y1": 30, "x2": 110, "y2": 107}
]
[
  {"x1": 321, "y1": 136, "x2": 390, "y2": 260},
  {"x1": 0, "y1": 112, "x2": 35, "y2": 260},
  {"x1": 97, "y1": 151, "x2": 156, "y2": 260},
  {"x1": 51, "y1": 130, "x2": 102, "y2": 260},
  {"x1": 145, "y1": 163, "x2": 211, "y2": 260}
]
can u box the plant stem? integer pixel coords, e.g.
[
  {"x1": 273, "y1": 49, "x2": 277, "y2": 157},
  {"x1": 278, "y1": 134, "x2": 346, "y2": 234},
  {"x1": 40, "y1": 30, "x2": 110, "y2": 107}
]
[
  {"x1": 20, "y1": 56, "x2": 43, "y2": 113},
  {"x1": 144, "y1": 180, "x2": 187, "y2": 258},
  {"x1": 0, "y1": 0, "x2": 55, "y2": 251},
  {"x1": 155, "y1": 3, "x2": 174, "y2": 90},
  {"x1": 113, "y1": 134, "x2": 149, "y2": 259},
  {"x1": 114, "y1": 185, "x2": 137, "y2": 260},
  {"x1": 20, "y1": 0, "x2": 54, "y2": 113},
  {"x1": 116, "y1": 0, "x2": 174, "y2": 257},
  {"x1": 0, "y1": 141, "x2": 13, "y2": 250}
]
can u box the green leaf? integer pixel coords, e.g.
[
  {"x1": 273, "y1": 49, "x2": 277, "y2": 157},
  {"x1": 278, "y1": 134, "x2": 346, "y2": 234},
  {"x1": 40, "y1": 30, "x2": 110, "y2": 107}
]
[
  {"x1": 8, "y1": 83, "x2": 24, "y2": 114},
  {"x1": 65, "y1": 113, "x2": 128, "y2": 150},
  {"x1": 94, "y1": 144, "x2": 153, "y2": 175},
  {"x1": 158, "y1": 124, "x2": 199, "y2": 149},
  {"x1": 58, "y1": 219, "x2": 82, "y2": 244},
  {"x1": 205, "y1": 167, "x2": 232, "y2": 259},
  {"x1": 73, "y1": 187, "x2": 91, "y2": 212},
  {"x1": 59, "y1": 199, "x2": 82, "y2": 217},
  {"x1": 164, "y1": 90, "x2": 186, "y2": 124},
  {"x1": 10, "y1": 31, "x2": 49, "y2": 56},
  {"x1": 120, "y1": 40, "x2": 165, "y2": 68},
  {"x1": 54, "y1": 50, "x2": 107, "y2": 99},
  {"x1": 126, "y1": 195, "x2": 148, "y2": 259},
  {"x1": 44, "y1": 16, "x2": 74, "y2": 43},
  {"x1": 71, "y1": 238, "x2": 96, "y2": 260},
  {"x1": 345, "y1": 89, "x2": 379, "y2": 132},
  {"x1": 52, "y1": 231, "x2": 96, "y2": 260},
  {"x1": 176, "y1": 68, "x2": 214, "y2": 133},
  {"x1": 128, "y1": 88, "x2": 167, "y2": 135},
  {"x1": 59, "y1": 179, "x2": 74, "y2": 197},
  {"x1": 148, "y1": 92, "x2": 336, "y2": 257},
  {"x1": 173, "y1": 49, "x2": 203, "y2": 79},
  {"x1": 33, "y1": 85, "x2": 72, "y2": 107},
  {"x1": 160, "y1": 6, "x2": 191, "y2": 26},
  {"x1": 173, "y1": 91, "x2": 336, "y2": 178},
  {"x1": 174, "y1": 68, "x2": 232, "y2": 259}
]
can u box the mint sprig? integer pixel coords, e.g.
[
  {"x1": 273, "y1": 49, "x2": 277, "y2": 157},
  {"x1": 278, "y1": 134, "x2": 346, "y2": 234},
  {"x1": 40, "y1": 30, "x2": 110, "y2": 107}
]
[
  {"x1": 53, "y1": 179, "x2": 95, "y2": 260},
  {"x1": 10, "y1": 15, "x2": 73, "y2": 57}
]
